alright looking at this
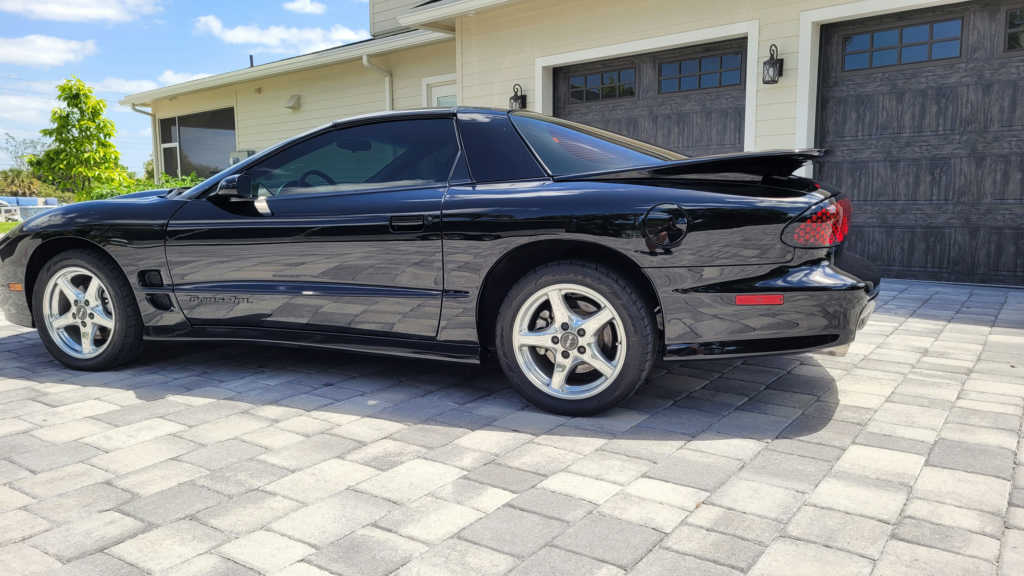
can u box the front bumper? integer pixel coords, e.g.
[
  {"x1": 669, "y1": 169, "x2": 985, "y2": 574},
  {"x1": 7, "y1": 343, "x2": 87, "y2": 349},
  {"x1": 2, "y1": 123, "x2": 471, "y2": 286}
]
[{"x1": 655, "y1": 251, "x2": 878, "y2": 360}]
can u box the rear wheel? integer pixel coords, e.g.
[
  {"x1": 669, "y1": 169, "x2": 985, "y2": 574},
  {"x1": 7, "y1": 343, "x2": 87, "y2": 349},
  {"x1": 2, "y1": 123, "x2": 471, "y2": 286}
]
[
  {"x1": 32, "y1": 249, "x2": 143, "y2": 370},
  {"x1": 495, "y1": 261, "x2": 657, "y2": 415}
]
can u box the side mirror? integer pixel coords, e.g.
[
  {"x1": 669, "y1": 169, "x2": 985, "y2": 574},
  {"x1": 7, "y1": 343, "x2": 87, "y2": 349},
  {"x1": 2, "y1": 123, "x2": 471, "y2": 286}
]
[{"x1": 214, "y1": 174, "x2": 254, "y2": 200}]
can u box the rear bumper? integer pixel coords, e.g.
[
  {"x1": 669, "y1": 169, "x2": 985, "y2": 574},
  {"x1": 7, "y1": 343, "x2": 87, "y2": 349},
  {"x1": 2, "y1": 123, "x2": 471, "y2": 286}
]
[{"x1": 657, "y1": 251, "x2": 878, "y2": 360}]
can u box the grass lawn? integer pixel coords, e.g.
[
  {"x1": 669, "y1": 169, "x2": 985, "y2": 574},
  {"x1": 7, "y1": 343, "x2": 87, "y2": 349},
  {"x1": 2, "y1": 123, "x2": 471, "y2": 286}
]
[{"x1": 0, "y1": 222, "x2": 18, "y2": 235}]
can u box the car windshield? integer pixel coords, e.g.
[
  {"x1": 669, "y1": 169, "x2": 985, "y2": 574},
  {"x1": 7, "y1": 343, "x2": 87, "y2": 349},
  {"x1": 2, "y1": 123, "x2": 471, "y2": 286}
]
[{"x1": 510, "y1": 111, "x2": 685, "y2": 177}]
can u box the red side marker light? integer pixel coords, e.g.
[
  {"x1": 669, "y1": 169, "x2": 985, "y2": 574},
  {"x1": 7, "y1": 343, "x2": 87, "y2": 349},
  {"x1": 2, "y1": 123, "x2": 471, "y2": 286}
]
[{"x1": 735, "y1": 294, "x2": 784, "y2": 306}]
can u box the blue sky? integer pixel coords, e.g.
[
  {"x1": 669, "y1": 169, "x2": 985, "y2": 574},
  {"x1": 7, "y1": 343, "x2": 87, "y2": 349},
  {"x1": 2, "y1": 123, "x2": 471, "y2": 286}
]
[{"x1": 0, "y1": 0, "x2": 371, "y2": 174}]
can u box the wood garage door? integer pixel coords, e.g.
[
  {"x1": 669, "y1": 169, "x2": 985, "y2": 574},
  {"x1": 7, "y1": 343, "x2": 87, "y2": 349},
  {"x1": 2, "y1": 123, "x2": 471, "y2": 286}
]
[
  {"x1": 554, "y1": 39, "x2": 746, "y2": 157},
  {"x1": 816, "y1": 1, "x2": 1024, "y2": 285}
]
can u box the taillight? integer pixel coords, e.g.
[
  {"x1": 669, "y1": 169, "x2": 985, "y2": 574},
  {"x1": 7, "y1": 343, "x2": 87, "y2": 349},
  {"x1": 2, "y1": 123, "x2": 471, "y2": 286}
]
[{"x1": 782, "y1": 196, "x2": 852, "y2": 248}]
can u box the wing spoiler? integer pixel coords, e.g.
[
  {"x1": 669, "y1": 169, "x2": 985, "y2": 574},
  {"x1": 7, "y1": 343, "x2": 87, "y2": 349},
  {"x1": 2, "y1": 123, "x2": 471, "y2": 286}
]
[{"x1": 554, "y1": 149, "x2": 828, "y2": 182}]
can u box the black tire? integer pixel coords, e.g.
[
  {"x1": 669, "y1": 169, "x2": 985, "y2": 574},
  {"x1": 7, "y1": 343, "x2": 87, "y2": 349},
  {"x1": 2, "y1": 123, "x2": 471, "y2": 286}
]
[
  {"x1": 32, "y1": 249, "x2": 143, "y2": 370},
  {"x1": 495, "y1": 261, "x2": 657, "y2": 415}
]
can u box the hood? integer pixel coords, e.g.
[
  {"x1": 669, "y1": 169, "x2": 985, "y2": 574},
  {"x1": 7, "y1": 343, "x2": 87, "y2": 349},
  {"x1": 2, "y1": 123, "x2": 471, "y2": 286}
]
[{"x1": 112, "y1": 188, "x2": 172, "y2": 200}]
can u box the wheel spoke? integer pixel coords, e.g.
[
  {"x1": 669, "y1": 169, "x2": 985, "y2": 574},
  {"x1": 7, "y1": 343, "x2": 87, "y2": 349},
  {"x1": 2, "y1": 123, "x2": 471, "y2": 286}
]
[
  {"x1": 518, "y1": 329, "x2": 558, "y2": 350},
  {"x1": 580, "y1": 307, "x2": 615, "y2": 336},
  {"x1": 549, "y1": 356, "x2": 578, "y2": 392},
  {"x1": 83, "y1": 276, "x2": 101, "y2": 305},
  {"x1": 58, "y1": 277, "x2": 83, "y2": 303},
  {"x1": 546, "y1": 289, "x2": 573, "y2": 327},
  {"x1": 80, "y1": 324, "x2": 97, "y2": 355},
  {"x1": 50, "y1": 311, "x2": 77, "y2": 330},
  {"x1": 90, "y1": 307, "x2": 114, "y2": 329},
  {"x1": 582, "y1": 346, "x2": 616, "y2": 377}
]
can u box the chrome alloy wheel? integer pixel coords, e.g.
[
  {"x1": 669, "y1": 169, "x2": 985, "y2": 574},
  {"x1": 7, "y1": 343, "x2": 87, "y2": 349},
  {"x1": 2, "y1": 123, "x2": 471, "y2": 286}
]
[
  {"x1": 42, "y1": 266, "x2": 116, "y2": 360},
  {"x1": 512, "y1": 283, "x2": 626, "y2": 400}
]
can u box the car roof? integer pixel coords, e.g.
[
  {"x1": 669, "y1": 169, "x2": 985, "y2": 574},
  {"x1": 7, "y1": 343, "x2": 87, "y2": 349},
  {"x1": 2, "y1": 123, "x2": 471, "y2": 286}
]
[{"x1": 329, "y1": 106, "x2": 510, "y2": 127}]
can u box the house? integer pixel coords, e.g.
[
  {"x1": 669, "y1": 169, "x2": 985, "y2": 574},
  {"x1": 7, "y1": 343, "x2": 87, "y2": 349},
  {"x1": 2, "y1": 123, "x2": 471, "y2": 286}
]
[{"x1": 121, "y1": 0, "x2": 1024, "y2": 286}]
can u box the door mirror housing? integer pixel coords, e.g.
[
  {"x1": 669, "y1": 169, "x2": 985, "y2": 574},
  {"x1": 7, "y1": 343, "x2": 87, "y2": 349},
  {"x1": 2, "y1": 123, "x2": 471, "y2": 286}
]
[{"x1": 214, "y1": 174, "x2": 254, "y2": 200}]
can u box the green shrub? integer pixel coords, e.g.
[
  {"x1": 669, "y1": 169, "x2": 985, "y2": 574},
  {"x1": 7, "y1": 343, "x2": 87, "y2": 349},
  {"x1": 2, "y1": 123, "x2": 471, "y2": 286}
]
[{"x1": 78, "y1": 173, "x2": 205, "y2": 201}]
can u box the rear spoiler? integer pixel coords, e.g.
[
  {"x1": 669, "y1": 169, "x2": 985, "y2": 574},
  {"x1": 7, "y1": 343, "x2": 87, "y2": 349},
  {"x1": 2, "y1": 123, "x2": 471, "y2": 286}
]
[{"x1": 554, "y1": 149, "x2": 828, "y2": 182}]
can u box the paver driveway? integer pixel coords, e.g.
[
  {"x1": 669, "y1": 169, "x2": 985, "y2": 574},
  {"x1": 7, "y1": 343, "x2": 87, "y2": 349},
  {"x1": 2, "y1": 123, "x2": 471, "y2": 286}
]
[{"x1": 0, "y1": 279, "x2": 1022, "y2": 576}]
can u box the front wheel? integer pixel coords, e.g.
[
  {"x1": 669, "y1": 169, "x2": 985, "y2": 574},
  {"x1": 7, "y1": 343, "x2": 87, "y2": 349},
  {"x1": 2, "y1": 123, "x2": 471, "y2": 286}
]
[
  {"x1": 32, "y1": 249, "x2": 143, "y2": 370},
  {"x1": 495, "y1": 261, "x2": 657, "y2": 415}
]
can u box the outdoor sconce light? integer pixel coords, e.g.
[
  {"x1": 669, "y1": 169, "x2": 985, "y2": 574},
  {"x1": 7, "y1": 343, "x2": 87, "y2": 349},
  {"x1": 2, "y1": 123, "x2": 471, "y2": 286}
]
[
  {"x1": 509, "y1": 83, "x2": 527, "y2": 110},
  {"x1": 285, "y1": 94, "x2": 301, "y2": 110},
  {"x1": 762, "y1": 44, "x2": 784, "y2": 84}
]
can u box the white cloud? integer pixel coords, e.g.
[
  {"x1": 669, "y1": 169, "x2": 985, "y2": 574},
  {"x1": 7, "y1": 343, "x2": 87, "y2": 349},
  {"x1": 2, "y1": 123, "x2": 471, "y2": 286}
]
[
  {"x1": 158, "y1": 70, "x2": 211, "y2": 84},
  {"x1": 0, "y1": 0, "x2": 160, "y2": 22},
  {"x1": 0, "y1": 35, "x2": 96, "y2": 67},
  {"x1": 195, "y1": 14, "x2": 370, "y2": 55},
  {"x1": 0, "y1": 93, "x2": 56, "y2": 123},
  {"x1": 283, "y1": 0, "x2": 325, "y2": 14},
  {"x1": 93, "y1": 77, "x2": 159, "y2": 94}
]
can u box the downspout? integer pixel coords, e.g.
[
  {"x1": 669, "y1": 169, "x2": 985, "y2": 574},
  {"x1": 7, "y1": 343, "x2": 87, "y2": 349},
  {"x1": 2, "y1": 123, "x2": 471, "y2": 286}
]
[
  {"x1": 362, "y1": 54, "x2": 393, "y2": 111},
  {"x1": 129, "y1": 104, "x2": 161, "y2": 184}
]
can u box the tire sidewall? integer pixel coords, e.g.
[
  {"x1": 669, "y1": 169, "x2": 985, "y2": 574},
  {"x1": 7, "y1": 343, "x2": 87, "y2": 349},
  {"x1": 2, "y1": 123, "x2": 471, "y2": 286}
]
[
  {"x1": 495, "y1": 262, "x2": 656, "y2": 415},
  {"x1": 32, "y1": 250, "x2": 140, "y2": 371}
]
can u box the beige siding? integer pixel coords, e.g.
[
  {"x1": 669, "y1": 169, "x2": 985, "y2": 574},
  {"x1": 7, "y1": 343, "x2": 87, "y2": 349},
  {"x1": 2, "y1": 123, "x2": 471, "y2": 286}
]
[
  {"x1": 149, "y1": 41, "x2": 455, "y2": 171},
  {"x1": 371, "y1": 0, "x2": 424, "y2": 36},
  {"x1": 455, "y1": 0, "x2": 850, "y2": 149}
]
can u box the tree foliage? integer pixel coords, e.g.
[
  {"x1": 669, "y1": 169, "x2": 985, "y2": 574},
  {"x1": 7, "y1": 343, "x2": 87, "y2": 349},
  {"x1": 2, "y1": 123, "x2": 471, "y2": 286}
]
[
  {"x1": 1, "y1": 133, "x2": 49, "y2": 170},
  {"x1": 28, "y1": 78, "x2": 127, "y2": 201},
  {"x1": 0, "y1": 168, "x2": 66, "y2": 201}
]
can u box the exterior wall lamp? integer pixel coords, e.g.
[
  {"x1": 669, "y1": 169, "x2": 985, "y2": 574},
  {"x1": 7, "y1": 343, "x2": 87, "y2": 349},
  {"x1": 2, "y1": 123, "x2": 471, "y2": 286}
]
[
  {"x1": 509, "y1": 83, "x2": 527, "y2": 110},
  {"x1": 762, "y1": 44, "x2": 784, "y2": 84}
]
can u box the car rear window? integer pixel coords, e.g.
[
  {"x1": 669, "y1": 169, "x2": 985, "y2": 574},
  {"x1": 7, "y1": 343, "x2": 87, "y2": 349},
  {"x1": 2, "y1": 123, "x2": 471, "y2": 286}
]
[{"x1": 510, "y1": 111, "x2": 685, "y2": 177}]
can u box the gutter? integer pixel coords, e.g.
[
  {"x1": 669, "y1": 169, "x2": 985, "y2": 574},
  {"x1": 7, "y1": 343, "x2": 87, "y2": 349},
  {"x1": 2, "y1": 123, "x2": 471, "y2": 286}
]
[
  {"x1": 119, "y1": 29, "x2": 451, "y2": 106},
  {"x1": 399, "y1": 0, "x2": 521, "y2": 28},
  {"x1": 128, "y1": 104, "x2": 161, "y2": 184},
  {"x1": 362, "y1": 55, "x2": 393, "y2": 111}
]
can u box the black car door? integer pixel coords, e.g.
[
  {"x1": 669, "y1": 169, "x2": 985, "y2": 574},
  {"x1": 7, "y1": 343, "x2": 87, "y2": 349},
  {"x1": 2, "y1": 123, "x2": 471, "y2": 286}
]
[{"x1": 164, "y1": 116, "x2": 459, "y2": 338}]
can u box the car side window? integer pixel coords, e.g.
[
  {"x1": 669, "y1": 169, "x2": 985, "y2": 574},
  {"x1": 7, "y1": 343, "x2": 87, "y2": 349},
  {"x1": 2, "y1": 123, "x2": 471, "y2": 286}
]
[{"x1": 246, "y1": 118, "x2": 459, "y2": 197}]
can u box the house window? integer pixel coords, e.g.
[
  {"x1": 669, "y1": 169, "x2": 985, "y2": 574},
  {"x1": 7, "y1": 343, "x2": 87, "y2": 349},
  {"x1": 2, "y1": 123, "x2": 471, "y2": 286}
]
[
  {"x1": 569, "y1": 68, "x2": 635, "y2": 103},
  {"x1": 1009, "y1": 8, "x2": 1024, "y2": 51},
  {"x1": 843, "y1": 18, "x2": 962, "y2": 71},
  {"x1": 159, "y1": 107, "x2": 236, "y2": 178},
  {"x1": 659, "y1": 53, "x2": 742, "y2": 93}
]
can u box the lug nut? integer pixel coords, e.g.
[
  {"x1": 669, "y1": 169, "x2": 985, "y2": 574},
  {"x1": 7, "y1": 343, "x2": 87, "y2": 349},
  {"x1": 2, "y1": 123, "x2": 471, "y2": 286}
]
[
  {"x1": 560, "y1": 322, "x2": 569, "y2": 331},
  {"x1": 551, "y1": 336, "x2": 559, "y2": 344},
  {"x1": 84, "y1": 300, "x2": 89, "y2": 306},
  {"x1": 577, "y1": 328, "x2": 585, "y2": 337},
  {"x1": 89, "y1": 313, "x2": 95, "y2": 319},
  {"x1": 80, "y1": 321, "x2": 87, "y2": 327},
  {"x1": 561, "y1": 350, "x2": 570, "y2": 359},
  {"x1": 578, "y1": 346, "x2": 586, "y2": 354}
]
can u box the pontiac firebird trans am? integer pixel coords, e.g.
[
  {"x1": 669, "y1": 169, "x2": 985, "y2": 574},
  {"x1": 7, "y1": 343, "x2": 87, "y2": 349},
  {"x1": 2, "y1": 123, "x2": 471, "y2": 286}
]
[{"x1": 0, "y1": 108, "x2": 879, "y2": 414}]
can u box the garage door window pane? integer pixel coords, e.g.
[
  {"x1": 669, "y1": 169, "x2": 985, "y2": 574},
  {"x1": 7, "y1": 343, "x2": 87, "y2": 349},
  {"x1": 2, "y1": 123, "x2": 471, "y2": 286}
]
[
  {"x1": 660, "y1": 53, "x2": 740, "y2": 93},
  {"x1": 661, "y1": 78, "x2": 679, "y2": 92},
  {"x1": 681, "y1": 76, "x2": 699, "y2": 90},
  {"x1": 845, "y1": 53, "x2": 870, "y2": 70},
  {"x1": 681, "y1": 59, "x2": 700, "y2": 75},
  {"x1": 901, "y1": 44, "x2": 929, "y2": 63},
  {"x1": 722, "y1": 53, "x2": 741, "y2": 69},
  {"x1": 931, "y1": 40, "x2": 960, "y2": 60},
  {"x1": 701, "y1": 56, "x2": 721, "y2": 72},
  {"x1": 845, "y1": 34, "x2": 870, "y2": 52},
  {"x1": 700, "y1": 73, "x2": 719, "y2": 88},
  {"x1": 569, "y1": 76, "x2": 585, "y2": 90},
  {"x1": 933, "y1": 19, "x2": 961, "y2": 40},
  {"x1": 902, "y1": 24, "x2": 930, "y2": 44},
  {"x1": 661, "y1": 62, "x2": 678, "y2": 77},
  {"x1": 721, "y1": 69, "x2": 741, "y2": 86},
  {"x1": 570, "y1": 68, "x2": 635, "y2": 103},
  {"x1": 874, "y1": 29, "x2": 898, "y2": 48},
  {"x1": 873, "y1": 49, "x2": 898, "y2": 67},
  {"x1": 1010, "y1": 9, "x2": 1024, "y2": 51}
]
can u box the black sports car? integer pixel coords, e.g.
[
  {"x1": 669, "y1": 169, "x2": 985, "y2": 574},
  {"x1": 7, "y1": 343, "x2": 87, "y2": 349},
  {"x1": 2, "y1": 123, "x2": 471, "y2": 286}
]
[{"x1": 0, "y1": 108, "x2": 878, "y2": 414}]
